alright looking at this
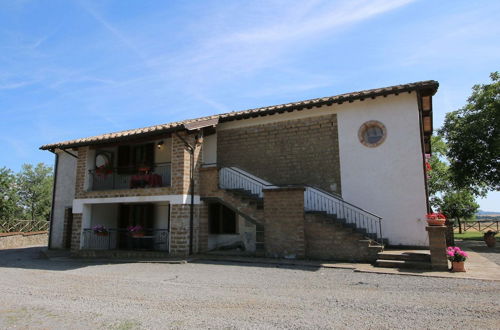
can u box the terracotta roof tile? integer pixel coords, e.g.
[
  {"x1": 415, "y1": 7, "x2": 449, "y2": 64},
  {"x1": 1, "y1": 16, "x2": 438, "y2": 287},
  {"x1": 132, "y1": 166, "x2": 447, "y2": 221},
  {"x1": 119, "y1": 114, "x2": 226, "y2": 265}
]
[{"x1": 40, "y1": 80, "x2": 438, "y2": 150}]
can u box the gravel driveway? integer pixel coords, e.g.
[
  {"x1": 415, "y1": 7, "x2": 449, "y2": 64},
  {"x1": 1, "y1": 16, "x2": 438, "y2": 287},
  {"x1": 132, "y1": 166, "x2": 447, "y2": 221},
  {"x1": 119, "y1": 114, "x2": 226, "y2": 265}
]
[{"x1": 0, "y1": 246, "x2": 499, "y2": 329}]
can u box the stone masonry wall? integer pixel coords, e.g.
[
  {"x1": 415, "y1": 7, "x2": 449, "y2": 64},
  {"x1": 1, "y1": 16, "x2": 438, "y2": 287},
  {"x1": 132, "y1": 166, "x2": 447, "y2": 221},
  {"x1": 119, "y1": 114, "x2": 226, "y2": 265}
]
[
  {"x1": 263, "y1": 187, "x2": 305, "y2": 258},
  {"x1": 170, "y1": 204, "x2": 193, "y2": 256},
  {"x1": 0, "y1": 232, "x2": 48, "y2": 250},
  {"x1": 304, "y1": 213, "x2": 381, "y2": 262},
  {"x1": 73, "y1": 132, "x2": 202, "y2": 199},
  {"x1": 218, "y1": 114, "x2": 341, "y2": 194},
  {"x1": 70, "y1": 213, "x2": 82, "y2": 251}
]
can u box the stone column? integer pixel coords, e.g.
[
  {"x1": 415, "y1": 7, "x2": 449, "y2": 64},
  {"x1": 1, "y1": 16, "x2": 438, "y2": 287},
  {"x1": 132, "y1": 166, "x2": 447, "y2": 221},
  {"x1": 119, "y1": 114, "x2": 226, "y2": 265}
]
[
  {"x1": 263, "y1": 187, "x2": 305, "y2": 259},
  {"x1": 70, "y1": 213, "x2": 82, "y2": 251},
  {"x1": 170, "y1": 132, "x2": 202, "y2": 256},
  {"x1": 169, "y1": 204, "x2": 191, "y2": 256},
  {"x1": 426, "y1": 226, "x2": 448, "y2": 271}
]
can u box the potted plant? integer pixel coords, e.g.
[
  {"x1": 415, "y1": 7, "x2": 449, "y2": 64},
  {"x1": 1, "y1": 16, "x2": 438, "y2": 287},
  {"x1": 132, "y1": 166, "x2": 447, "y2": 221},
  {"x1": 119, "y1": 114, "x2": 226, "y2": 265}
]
[
  {"x1": 426, "y1": 213, "x2": 446, "y2": 226},
  {"x1": 92, "y1": 225, "x2": 108, "y2": 236},
  {"x1": 446, "y1": 246, "x2": 468, "y2": 272},
  {"x1": 128, "y1": 225, "x2": 144, "y2": 238},
  {"x1": 484, "y1": 230, "x2": 497, "y2": 248}
]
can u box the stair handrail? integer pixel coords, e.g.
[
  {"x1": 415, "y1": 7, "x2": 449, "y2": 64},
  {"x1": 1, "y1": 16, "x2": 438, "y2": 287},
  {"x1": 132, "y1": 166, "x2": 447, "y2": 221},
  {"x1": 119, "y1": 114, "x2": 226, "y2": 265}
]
[
  {"x1": 219, "y1": 167, "x2": 277, "y2": 198},
  {"x1": 219, "y1": 167, "x2": 383, "y2": 244},
  {"x1": 304, "y1": 186, "x2": 383, "y2": 244}
]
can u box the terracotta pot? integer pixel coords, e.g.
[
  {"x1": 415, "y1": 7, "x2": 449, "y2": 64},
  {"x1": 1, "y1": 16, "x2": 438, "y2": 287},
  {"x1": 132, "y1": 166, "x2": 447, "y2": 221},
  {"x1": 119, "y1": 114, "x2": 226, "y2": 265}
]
[
  {"x1": 484, "y1": 236, "x2": 496, "y2": 248},
  {"x1": 452, "y1": 261, "x2": 466, "y2": 272},
  {"x1": 95, "y1": 232, "x2": 109, "y2": 237},
  {"x1": 427, "y1": 219, "x2": 446, "y2": 226},
  {"x1": 131, "y1": 232, "x2": 144, "y2": 238}
]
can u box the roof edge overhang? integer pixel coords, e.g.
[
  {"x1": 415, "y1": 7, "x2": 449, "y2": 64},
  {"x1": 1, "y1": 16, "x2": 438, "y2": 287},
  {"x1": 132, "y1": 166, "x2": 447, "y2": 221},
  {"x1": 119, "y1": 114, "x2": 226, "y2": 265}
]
[{"x1": 40, "y1": 80, "x2": 438, "y2": 151}]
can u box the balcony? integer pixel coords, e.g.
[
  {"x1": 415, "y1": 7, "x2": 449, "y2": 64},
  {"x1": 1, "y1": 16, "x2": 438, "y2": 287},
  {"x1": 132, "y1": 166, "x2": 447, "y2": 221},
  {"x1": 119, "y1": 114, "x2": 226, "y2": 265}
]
[
  {"x1": 82, "y1": 228, "x2": 169, "y2": 251},
  {"x1": 88, "y1": 162, "x2": 171, "y2": 191}
]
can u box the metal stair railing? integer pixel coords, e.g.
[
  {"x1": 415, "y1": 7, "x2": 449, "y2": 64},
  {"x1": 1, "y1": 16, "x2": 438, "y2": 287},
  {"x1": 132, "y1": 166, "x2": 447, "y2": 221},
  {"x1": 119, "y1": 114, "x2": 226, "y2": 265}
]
[
  {"x1": 219, "y1": 167, "x2": 277, "y2": 198},
  {"x1": 304, "y1": 186, "x2": 383, "y2": 244},
  {"x1": 218, "y1": 167, "x2": 383, "y2": 245}
]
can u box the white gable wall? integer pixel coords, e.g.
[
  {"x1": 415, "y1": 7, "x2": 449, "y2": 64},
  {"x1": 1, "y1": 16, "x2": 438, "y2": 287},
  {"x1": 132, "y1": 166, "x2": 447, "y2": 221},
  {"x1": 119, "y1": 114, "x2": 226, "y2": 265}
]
[{"x1": 336, "y1": 94, "x2": 428, "y2": 246}]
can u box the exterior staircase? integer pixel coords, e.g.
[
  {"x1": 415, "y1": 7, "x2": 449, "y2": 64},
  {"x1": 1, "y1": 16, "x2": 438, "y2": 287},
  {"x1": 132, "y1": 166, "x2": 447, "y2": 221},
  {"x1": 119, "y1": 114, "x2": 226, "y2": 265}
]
[
  {"x1": 201, "y1": 187, "x2": 265, "y2": 254},
  {"x1": 376, "y1": 250, "x2": 432, "y2": 270},
  {"x1": 205, "y1": 166, "x2": 387, "y2": 261},
  {"x1": 305, "y1": 211, "x2": 383, "y2": 262}
]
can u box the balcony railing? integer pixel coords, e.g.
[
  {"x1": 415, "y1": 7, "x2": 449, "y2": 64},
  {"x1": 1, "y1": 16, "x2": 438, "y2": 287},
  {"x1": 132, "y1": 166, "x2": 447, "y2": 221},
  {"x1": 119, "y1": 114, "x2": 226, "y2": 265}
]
[
  {"x1": 82, "y1": 228, "x2": 169, "y2": 251},
  {"x1": 88, "y1": 162, "x2": 171, "y2": 191}
]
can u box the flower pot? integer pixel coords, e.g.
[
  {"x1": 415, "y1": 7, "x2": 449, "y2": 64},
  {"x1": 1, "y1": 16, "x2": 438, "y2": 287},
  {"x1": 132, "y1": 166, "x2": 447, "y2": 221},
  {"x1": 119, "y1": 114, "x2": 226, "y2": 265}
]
[
  {"x1": 451, "y1": 261, "x2": 466, "y2": 272},
  {"x1": 131, "y1": 232, "x2": 144, "y2": 238},
  {"x1": 484, "y1": 236, "x2": 496, "y2": 248},
  {"x1": 427, "y1": 219, "x2": 446, "y2": 226},
  {"x1": 95, "y1": 232, "x2": 109, "y2": 237}
]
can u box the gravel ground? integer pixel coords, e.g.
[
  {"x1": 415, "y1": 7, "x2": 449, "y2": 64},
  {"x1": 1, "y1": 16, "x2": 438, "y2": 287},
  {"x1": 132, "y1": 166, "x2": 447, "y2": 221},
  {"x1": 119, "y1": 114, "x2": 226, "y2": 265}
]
[{"x1": 0, "y1": 246, "x2": 499, "y2": 329}]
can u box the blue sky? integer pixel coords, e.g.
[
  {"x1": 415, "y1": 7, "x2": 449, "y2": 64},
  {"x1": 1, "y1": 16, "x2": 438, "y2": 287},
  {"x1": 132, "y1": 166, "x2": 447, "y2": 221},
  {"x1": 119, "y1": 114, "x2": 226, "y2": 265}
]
[{"x1": 0, "y1": 0, "x2": 499, "y2": 210}]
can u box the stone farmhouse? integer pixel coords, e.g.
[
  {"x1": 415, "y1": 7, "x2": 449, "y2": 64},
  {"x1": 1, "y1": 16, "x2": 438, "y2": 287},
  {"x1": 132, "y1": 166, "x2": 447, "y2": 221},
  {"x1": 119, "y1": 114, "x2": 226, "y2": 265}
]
[{"x1": 41, "y1": 80, "x2": 438, "y2": 262}]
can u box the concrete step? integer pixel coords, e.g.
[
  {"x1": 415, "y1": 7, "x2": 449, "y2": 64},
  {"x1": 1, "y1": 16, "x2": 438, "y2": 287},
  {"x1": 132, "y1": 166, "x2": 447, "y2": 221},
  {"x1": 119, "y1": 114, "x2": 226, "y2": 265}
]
[
  {"x1": 375, "y1": 259, "x2": 432, "y2": 270},
  {"x1": 378, "y1": 250, "x2": 430, "y2": 262}
]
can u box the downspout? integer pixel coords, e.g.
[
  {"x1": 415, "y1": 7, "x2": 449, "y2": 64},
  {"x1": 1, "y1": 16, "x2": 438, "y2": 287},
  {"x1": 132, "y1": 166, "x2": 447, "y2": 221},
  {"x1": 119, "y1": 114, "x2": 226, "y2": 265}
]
[{"x1": 48, "y1": 149, "x2": 59, "y2": 250}]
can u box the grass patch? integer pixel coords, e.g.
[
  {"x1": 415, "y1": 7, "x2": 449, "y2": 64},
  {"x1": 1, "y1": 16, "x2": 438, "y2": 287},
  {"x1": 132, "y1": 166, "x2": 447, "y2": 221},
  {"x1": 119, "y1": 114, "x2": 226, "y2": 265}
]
[{"x1": 455, "y1": 231, "x2": 499, "y2": 241}]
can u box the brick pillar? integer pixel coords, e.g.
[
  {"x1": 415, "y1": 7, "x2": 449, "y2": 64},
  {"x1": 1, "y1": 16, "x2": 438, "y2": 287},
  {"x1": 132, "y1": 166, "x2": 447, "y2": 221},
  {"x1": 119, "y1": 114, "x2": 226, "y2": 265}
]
[
  {"x1": 169, "y1": 204, "x2": 191, "y2": 257},
  {"x1": 198, "y1": 202, "x2": 209, "y2": 253},
  {"x1": 171, "y1": 132, "x2": 201, "y2": 195},
  {"x1": 74, "y1": 147, "x2": 88, "y2": 198},
  {"x1": 263, "y1": 187, "x2": 305, "y2": 258},
  {"x1": 426, "y1": 226, "x2": 448, "y2": 271},
  {"x1": 71, "y1": 213, "x2": 82, "y2": 251}
]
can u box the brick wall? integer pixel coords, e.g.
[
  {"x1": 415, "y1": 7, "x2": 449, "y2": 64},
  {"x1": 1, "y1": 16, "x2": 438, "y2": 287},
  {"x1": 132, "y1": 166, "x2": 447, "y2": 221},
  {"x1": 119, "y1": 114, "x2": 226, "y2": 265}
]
[
  {"x1": 304, "y1": 213, "x2": 381, "y2": 262},
  {"x1": 73, "y1": 132, "x2": 201, "y2": 199},
  {"x1": 74, "y1": 147, "x2": 87, "y2": 198},
  {"x1": 70, "y1": 213, "x2": 82, "y2": 251},
  {"x1": 263, "y1": 187, "x2": 305, "y2": 258},
  {"x1": 169, "y1": 204, "x2": 191, "y2": 256},
  {"x1": 218, "y1": 114, "x2": 341, "y2": 194},
  {"x1": 198, "y1": 202, "x2": 209, "y2": 253},
  {"x1": 0, "y1": 232, "x2": 48, "y2": 250}
]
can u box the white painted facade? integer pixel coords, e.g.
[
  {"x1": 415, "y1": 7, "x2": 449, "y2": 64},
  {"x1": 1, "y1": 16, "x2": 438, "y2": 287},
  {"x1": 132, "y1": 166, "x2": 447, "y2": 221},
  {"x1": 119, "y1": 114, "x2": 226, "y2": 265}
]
[{"x1": 50, "y1": 151, "x2": 77, "y2": 248}]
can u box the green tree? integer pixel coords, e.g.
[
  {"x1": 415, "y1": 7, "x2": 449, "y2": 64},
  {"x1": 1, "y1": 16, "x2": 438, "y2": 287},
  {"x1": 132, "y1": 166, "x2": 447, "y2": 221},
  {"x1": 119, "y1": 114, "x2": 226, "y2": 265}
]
[
  {"x1": 439, "y1": 190, "x2": 479, "y2": 234},
  {"x1": 427, "y1": 135, "x2": 479, "y2": 233},
  {"x1": 0, "y1": 167, "x2": 22, "y2": 221},
  {"x1": 440, "y1": 72, "x2": 500, "y2": 193},
  {"x1": 428, "y1": 135, "x2": 450, "y2": 207},
  {"x1": 16, "y1": 163, "x2": 53, "y2": 220}
]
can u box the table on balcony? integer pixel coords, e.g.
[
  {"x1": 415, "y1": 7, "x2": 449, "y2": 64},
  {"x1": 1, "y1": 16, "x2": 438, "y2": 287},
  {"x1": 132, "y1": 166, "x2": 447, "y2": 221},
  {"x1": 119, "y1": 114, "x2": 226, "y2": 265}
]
[{"x1": 130, "y1": 174, "x2": 163, "y2": 188}]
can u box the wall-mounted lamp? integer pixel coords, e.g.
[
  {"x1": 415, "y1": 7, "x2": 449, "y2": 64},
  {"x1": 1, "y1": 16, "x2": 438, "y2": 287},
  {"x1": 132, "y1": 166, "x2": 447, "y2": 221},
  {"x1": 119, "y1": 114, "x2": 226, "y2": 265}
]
[{"x1": 157, "y1": 140, "x2": 164, "y2": 149}]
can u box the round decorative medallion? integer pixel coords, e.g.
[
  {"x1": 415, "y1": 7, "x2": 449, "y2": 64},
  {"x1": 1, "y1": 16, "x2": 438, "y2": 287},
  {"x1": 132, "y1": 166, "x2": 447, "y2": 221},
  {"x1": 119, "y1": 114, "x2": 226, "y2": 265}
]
[{"x1": 358, "y1": 121, "x2": 387, "y2": 147}]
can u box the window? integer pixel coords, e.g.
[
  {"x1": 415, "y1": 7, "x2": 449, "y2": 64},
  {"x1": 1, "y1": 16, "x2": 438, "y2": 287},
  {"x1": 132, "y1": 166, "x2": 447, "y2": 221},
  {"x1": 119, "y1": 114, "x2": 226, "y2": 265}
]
[
  {"x1": 209, "y1": 203, "x2": 237, "y2": 234},
  {"x1": 358, "y1": 121, "x2": 387, "y2": 147}
]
